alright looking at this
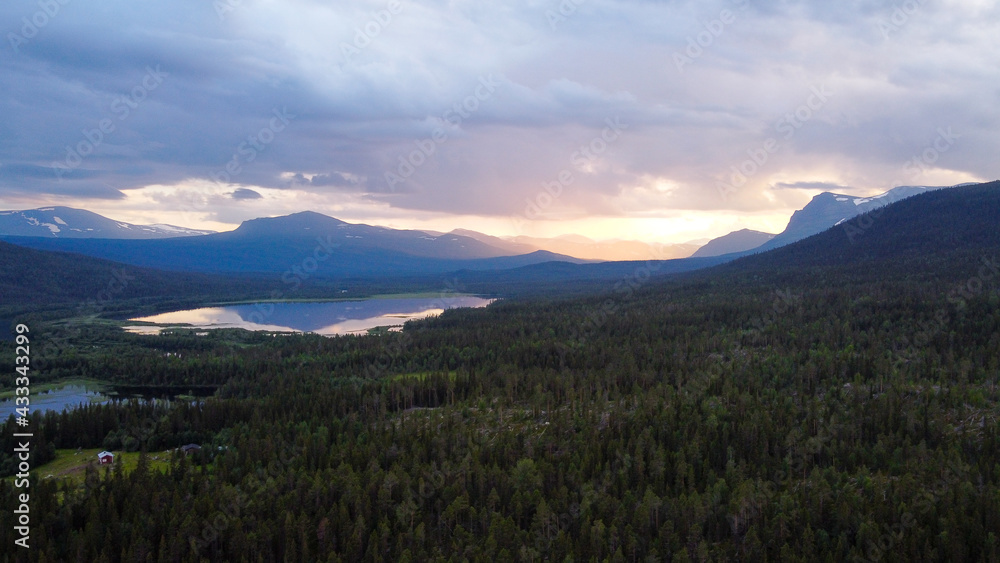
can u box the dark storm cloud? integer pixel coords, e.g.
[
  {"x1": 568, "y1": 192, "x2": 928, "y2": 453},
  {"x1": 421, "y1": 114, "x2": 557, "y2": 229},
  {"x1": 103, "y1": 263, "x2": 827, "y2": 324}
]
[
  {"x1": 230, "y1": 187, "x2": 262, "y2": 200},
  {"x1": 287, "y1": 172, "x2": 362, "y2": 190}
]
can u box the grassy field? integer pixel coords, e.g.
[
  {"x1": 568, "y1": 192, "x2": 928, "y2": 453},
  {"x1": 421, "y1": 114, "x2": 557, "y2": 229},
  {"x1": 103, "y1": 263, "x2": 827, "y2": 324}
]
[{"x1": 23, "y1": 448, "x2": 174, "y2": 486}]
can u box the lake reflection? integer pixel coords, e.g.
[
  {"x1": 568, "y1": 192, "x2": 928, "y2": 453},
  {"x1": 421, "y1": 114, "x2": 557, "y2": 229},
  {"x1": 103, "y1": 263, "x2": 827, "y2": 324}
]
[
  {"x1": 1, "y1": 384, "x2": 108, "y2": 416},
  {"x1": 126, "y1": 296, "x2": 493, "y2": 336}
]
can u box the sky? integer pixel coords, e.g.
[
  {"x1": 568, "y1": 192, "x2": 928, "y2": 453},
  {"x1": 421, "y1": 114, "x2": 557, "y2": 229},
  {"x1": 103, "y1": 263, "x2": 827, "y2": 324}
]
[{"x1": 0, "y1": 0, "x2": 997, "y2": 243}]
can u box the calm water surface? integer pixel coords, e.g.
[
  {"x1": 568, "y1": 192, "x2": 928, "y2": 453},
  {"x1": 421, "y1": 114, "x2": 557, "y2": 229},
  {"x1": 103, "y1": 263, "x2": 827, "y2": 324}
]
[
  {"x1": 125, "y1": 296, "x2": 493, "y2": 336},
  {"x1": 1, "y1": 384, "x2": 109, "y2": 416}
]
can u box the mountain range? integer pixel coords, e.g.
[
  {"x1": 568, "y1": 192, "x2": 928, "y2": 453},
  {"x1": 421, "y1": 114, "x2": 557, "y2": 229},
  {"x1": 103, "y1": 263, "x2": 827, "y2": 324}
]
[
  {"x1": 0, "y1": 182, "x2": 986, "y2": 304},
  {"x1": 0, "y1": 211, "x2": 595, "y2": 279},
  {"x1": 0, "y1": 206, "x2": 213, "y2": 239},
  {"x1": 0, "y1": 205, "x2": 682, "y2": 262},
  {"x1": 0, "y1": 183, "x2": 963, "y2": 262},
  {"x1": 504, "y1": 234, "x2": 698, "y2": 261},
  {"x1": 1, "y1": 181, "x2": 997, "y2": 312},
  {"x1": 716, "y1": 180, "x2": 1000, "y2": 280},
  {"x1": 747, "y1": 184, "x2": 958, "y2": 254}
]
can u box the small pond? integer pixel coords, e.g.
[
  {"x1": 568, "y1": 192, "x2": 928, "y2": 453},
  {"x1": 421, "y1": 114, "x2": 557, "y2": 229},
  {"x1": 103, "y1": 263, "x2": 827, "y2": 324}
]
[{"x1": 2, "y1": 384, "x2": 108, "y2": 416}]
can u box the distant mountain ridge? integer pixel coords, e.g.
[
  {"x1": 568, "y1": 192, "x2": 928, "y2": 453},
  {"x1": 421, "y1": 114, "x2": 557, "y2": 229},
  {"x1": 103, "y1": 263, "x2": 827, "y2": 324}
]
[
  {"x1": 3, "y1": 181, "x2": 998, "y2": 310},
  {"x1": 452, "y1": 181, "x2": 1000, "y2": 292},
  {"x1": 0, "y1": 206, "x2": 698, "y2": 261},
  {"x1": 692, "y1": 184, "x2": 968, "y2": 261},
  {"x1": 692, "y1": 229, "x2": 774, "y2": 258},
  {"x1": 505, "y1": 234, "x2": 698, "y2": 261},
  {"x1": 0, "y1": 182, "x2": 982, "y2": 286},
  {"x1": 0, "y1": 207, "x2": 213, "y2": 239},
  {"x1": 0, "y1": 211, "x2": 591, "y2": 277},
  {"x1": 216, "y1": 211, "x2": 593, "y2": 262},
  {"x1": 715, "y1": 180, "x2": 1000, "y2": 276},
  {"x1": 751, "y1": 185, "x2": 952, "y2": 253},
  {"x1": 447, "y1": 229, "x2": 696, "y2": 261}
]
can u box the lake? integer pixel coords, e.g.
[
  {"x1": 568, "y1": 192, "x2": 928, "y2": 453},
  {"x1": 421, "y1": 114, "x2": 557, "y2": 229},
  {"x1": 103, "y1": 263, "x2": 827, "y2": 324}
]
[
  {"x1": 0, "y1": 382, "x2": 214, "y2": 416},
  {"x1": 124, "y1": 296, "x2": 494, "y2": 336},
  {"x1": 1, "y1": 384, "x2": 109, "y2": 416}
]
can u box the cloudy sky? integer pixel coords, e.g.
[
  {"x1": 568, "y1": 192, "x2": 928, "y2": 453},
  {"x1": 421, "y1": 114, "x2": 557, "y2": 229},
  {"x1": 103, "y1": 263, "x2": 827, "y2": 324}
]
[{"x1": 1, "y1": 0, "x2": 996, "y2": 243}]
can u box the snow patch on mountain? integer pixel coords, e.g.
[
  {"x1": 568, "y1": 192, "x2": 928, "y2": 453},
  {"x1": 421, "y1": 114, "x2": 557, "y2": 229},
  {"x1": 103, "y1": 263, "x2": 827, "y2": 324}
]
[{"x1": 0, "y1": 207, "x2": 216, "y2": 239}]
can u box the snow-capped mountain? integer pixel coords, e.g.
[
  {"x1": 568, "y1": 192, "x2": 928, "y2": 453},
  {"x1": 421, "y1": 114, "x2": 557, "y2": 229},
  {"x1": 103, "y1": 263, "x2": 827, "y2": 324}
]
[
  {"x1": 2, "y1": 210, "x2": 590, "y2": 276},
  {"x1": 0, "y1": 207, "x2": 214, "y2": 239},
  {"x1": 749, "y1": 184, "x2": 961, "y2": 254}
]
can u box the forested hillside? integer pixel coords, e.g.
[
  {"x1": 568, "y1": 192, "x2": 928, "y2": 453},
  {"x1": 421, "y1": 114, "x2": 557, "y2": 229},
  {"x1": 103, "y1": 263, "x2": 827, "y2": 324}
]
[
  {"x1": 1, "y1": 183, "x2": 999, "y2": 561},
  {"x1": 0, "y1": 241, "x2": 272, "y2": 315}
]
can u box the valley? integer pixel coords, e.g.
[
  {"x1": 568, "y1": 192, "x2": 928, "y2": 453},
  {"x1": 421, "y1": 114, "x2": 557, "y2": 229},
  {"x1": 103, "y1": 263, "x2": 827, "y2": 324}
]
[
  {"x1": 1, "y1": 182, "x2": 998, "y2": 560},
  {"x1": 4, "y1": 3, "x2": 998, "y2": 559}
]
